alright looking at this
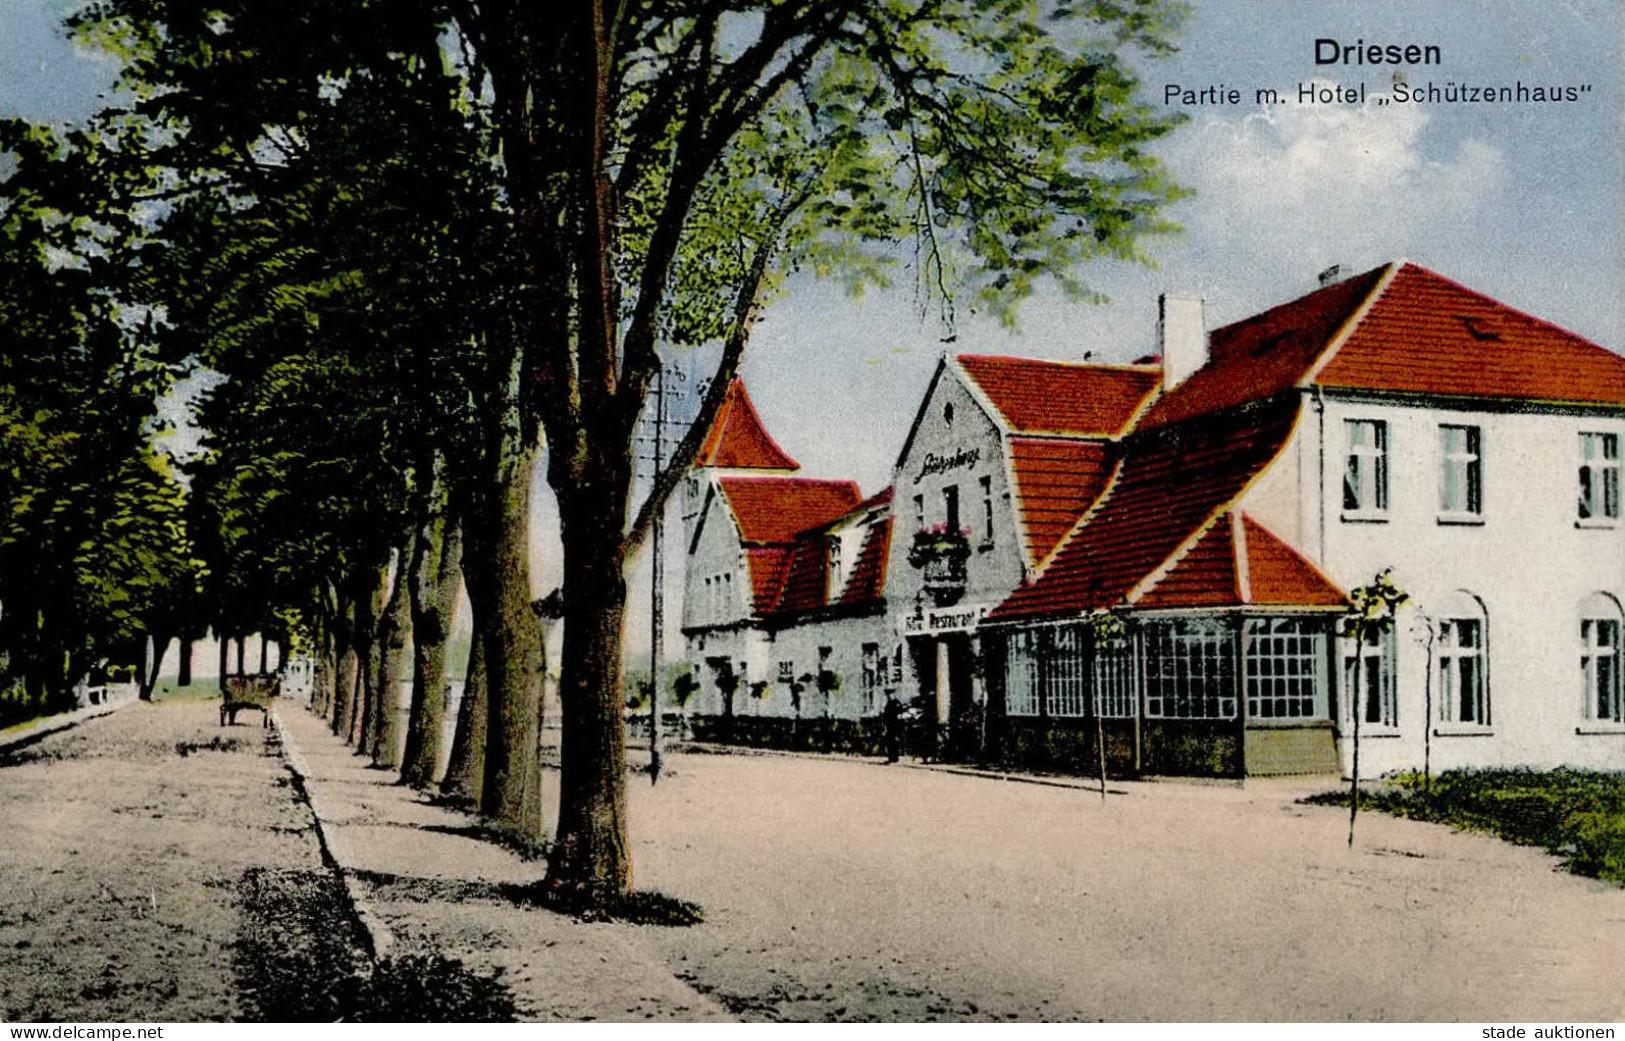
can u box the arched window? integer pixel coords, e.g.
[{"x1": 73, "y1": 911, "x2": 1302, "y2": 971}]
[
  {"x1": 1581, "y1": 593, "x2": 1623, "y2": 723},
  {"x1": 1437, "y1": 591, "x2": 1489, "y2": 726}
]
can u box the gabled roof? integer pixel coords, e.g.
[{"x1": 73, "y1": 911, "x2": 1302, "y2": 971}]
[
  {"x1": 716, "y1": 476, "x2": 861, "y2": 544},
  {"x1": 1136, "y1": 512, "x2": 1345, "y2": 610},
  {"x1": 957, "y1": 355, "x2": 1161, "y2": 436},
  {"x1": 766, "y1": 498, "x2": 894, "y2": 618},
  {"x1": 1141, "y1": 261, "x2": 1625, "y2": 430},
  {"x1": 1138, "y1": 265, "x2": 1388, "y2": 429},
  {"x1": 695, "y1": 378, "x2": 800, "y2": 470},
  {"x1": 988, "y1": 399, "x2": 1303, "y2": 622},
  {"x1": 772, "y1": 535, "x2": 830, "y2": 614},
  {"x1": 1318, "y1": 262, "x2": 1625, "y2": 404},
  {"x1": 1008, "y1": 437, "x2": 1116, "y2": 567},
  {"x1": 838, "y1": 517, "x2": 893, "y2": 608},
  {"x1": 744, "y1": 546, "x2": 794, "y2": 613}
]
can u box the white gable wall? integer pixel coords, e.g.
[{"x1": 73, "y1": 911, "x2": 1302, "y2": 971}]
[{"x1": 887, "y1": 365, "x2": 1030, "y2": 622}]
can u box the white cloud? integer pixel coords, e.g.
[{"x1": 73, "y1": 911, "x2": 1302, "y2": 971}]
[{"x1": 1157, "y1": 83, "x2": 1510, "y2": 309}]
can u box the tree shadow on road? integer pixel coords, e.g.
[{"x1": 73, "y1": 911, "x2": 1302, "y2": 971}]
[{"x1": 233, "y1": 866, "x2": 518, "y2": 1022}]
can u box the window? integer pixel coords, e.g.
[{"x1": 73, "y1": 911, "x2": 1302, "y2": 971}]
[
  {"x1": 778, "y1": 660, "x2": 794, "y2": 682},
  {"x1": 1092, "y1": 634, "x2": 1136, "y2": 718},
  {"x1": 1044, "y1": 627, "x2": 1088, "y2": 718},
  {"x1": 943, "y1": 402, "x2": 955, "y2": 426},
  {"x1": 1438, "y1": 595, "x2": 1488, "y2": 726},
  {"x1": 943, "y1": 484, "x2": 960, "y2": 533},
  {"x1": 1144, "y1": 619, "x2": 1236, "y2": 719},
  {"x1": 1004, "y1": 631, "x2": 1039, "y2": 716},
  {"x1": 980, "y1": 476, "x2": 994, "y2": 547},
  {"x1": 913, "y1": 494, "x2": 925, "y2": 530},
  {"x1": 1439, "y1": 424, "x2": 1482, "y2": 517},
  {"x1": 1246, "y1": 618, "x2": 1327, "y2": 720},
  {"x1": 1581, "y1": 594, "x2": 1623, "y2": 723},
  {"x1": 1341, "y1": 627, "x2": 1396, "y2": 727},
  {"x1": 826, "y1": 536, "x2": 843, "y2": 596},
  {"x1": 1579, "y1": 433, "x2": 1621, "y2": 521},
  {"x1": 1343, "y1": 419, "x2": 1388, "y2": 514},
  {"x1": 861, "y1": 643, "x2": 882, "y2": 714}
]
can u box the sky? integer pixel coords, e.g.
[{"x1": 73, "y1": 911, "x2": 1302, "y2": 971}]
[{"x1": 4, "y1": 0, "x2": 1622, "y2": 663}]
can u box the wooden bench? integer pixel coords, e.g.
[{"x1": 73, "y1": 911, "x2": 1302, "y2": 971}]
[{"x1": 221, "y1": 675, "x2": 279, "y2": 727}]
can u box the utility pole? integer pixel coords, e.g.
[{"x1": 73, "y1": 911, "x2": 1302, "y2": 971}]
[{"x1": 649, "y1": 364, "x2": 666, "y2": 784}]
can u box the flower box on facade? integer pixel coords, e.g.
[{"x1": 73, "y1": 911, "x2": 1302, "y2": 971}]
[{"x1": 908, "y1": 526, "x2": 971, "y2": 606}]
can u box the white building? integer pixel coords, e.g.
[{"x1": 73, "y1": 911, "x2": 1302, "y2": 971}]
[{"x1": 682, "y1": 262, "x2": 1625, "y2": 777}]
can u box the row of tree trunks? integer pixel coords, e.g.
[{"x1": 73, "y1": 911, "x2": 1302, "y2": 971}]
[{"x1": 296, "y1": 444, "x2": 551, "y2": 863}]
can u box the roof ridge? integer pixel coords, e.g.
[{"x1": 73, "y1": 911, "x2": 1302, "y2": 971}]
[
  {"x1": 958, "y1": 352, "x2": 1162, "y2": 373},
  {"x1": 1123, "y1": 403, "x2": 1308, "y2": 606},
  {"x1": 1028, "y1": 454, "x2": 1127, "y2": 577},
  {"x1": 1298, "y1": 260, "x2": 1403, "y2": 388},
  {"x1": 1231, "y1": 510, "x2": 1252, "y2": 604},
  {"x1": 1237, "y1": 511, "x2": 1349, "y2": 606}
]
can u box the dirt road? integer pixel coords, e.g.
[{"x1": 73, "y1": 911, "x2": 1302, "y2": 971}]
[
  {"x1": 4, "y1": 695, "x2": 1620, "y2": 1022},
  {"x1": 0, "y1": 694, "x2": 510, "y2": 1022},
  {"x1": 622, "y1": 753, "x2": 1625, "y2": 1021}
]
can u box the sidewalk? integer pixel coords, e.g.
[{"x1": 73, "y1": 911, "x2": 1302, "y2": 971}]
[
  {"x1": 0, "y1": 690, "x2": 137, "y2": 755},
  {"x1": 272, "y1": 702, "x2": 731, "y2": 1022}
]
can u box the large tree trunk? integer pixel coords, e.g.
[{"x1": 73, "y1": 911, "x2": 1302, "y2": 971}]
[
  {"x1": 373, "y1": 539, "x2": 415, "y2": 768},
  {"x1": 400, "y1": 474, "x2": 464, "y2": 789},
  {"x1": 544, "y1": 476, "x2": 632, "y2": 901},
  {"x1": 353, "y1": 566, "x2": 388, "y2": 757},
  {"x1": 470, "y1": 447, "x2": 544, "y2": 845},
  {"x1": 440, "y1": 602, "x2": 488, "y2": 806}
]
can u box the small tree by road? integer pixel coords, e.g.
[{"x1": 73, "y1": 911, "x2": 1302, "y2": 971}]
[{"x1": 1342, "y1": 569, "x2": 1409, "y2": 848}]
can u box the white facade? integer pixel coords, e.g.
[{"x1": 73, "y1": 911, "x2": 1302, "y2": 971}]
[{"x1": 1242, "y1": 391, "x2": 1625, "y2": 773}]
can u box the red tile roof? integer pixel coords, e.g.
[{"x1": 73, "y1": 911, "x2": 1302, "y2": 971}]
[
  {"x1": 957, "y1": 355, "x2": 1160, "y2": 435},
  {"x1": 1239, "y1": 515, "x2": 1347, "y2": 608},
  {"x1": 772, "y1": 535, "x2": 830, "y2": 614},
  {"x1": 1138, "y1": 265, "x2": 1388, "y2": 429},
  {"x1": 717, "y1": 476, "x2": 862, "y2": 545},
  {"x1": 1141, "y1": 261, "x2": 1625, "y2": 431},
  {"x1": 1008, "y1": 437, "x2": 1116, "y2": 567},
  {"x1": 695, "y1": 379, "x2": 800, "y2": 470},
  {"x1": 988, "y1": 400, "x2": 1303, "y2": 621},
  {"x1": 1135, "y1": 512, "x2": 1346, "y2": 610},
  {"x1": 1318, "y1": 263, "x2": 1625, "y2": 404},
  {"x1": 838, "y1": 517, "x2": 893, "y2": 608},
  {"x1": 744, "y1": 546, "x2": 794, "y2": 613}
]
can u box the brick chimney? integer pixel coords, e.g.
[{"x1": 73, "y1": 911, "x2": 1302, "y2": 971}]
[{"x1": 1158, "y1": 291, "x2": 1208, "y2": 390}]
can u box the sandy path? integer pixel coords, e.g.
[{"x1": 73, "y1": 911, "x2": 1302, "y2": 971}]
[
  {"x1": 0, "y1": 695, "x2": 356, "y2": 1021},
  {"x1": 621, "y1": 753, "x2": 1625, "y2": 1022}
]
